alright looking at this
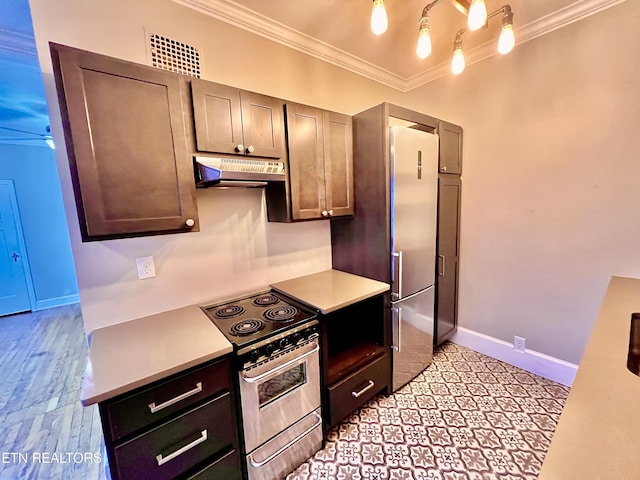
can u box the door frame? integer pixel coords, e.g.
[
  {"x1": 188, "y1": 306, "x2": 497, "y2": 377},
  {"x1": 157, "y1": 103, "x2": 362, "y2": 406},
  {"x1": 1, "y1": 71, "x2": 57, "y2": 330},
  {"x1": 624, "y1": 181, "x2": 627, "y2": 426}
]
[{"x1": 0, "y1": 179, "x2": 36, "y2": 313}]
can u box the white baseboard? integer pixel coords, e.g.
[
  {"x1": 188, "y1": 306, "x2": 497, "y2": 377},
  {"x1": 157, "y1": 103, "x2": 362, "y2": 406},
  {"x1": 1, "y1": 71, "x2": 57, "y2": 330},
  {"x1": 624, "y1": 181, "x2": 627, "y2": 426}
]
[
  {"x1": 34, "y1": 294, "x2": 80, "y2": 311},
  {"x1": 450, "y1": 327, "x2": 578, "y2": 387}
]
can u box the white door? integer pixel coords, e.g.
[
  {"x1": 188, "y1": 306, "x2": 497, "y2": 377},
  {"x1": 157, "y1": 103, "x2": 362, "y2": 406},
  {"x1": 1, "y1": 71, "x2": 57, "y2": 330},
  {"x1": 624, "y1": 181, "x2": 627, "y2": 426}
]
[{"x1": 0, "y1": 181, "x2": 31, "y2": 315}]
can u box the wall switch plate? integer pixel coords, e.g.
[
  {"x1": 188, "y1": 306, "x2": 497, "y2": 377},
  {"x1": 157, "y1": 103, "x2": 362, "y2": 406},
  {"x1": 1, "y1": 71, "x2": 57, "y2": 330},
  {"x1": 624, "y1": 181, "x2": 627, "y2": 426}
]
[
  {"x1": 136, "y1": 256, "x2": 156, "y2": 279},
  {"x1": 513, "y1": 335, "x2": 526, "y2": 352}
]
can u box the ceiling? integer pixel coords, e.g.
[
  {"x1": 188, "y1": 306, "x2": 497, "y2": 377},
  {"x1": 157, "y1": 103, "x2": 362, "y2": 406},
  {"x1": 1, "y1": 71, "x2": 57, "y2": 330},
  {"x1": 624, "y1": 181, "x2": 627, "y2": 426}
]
[
  {"x1": 174, "y1": 0, "x2": 624, "y2": 89},
  {"x1": 0, "y1": 0, "x2": 625, "y2": 147}
]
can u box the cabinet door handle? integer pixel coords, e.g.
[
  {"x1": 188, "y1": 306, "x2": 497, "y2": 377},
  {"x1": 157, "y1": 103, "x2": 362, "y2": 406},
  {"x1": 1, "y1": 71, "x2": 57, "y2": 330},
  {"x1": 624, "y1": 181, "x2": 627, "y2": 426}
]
[
  {"x1": 248, "y1": 412, "x2": 322, "y2": 468},
  {"x1": 441, "y1": 166, "x2": 447, "y2": 172},
  {"x1": 148, "y1": 382, "x2": 203, "y2": 413},
  {"x1": 235, "y1": 144, "x2": 244, "y2": 153},
  {"x1": 246, "y1": 145, "x2": 255, "y2": 153},
  {"x1": 321, "y1": 210, "x2": 329, "y2": 217},
  {"x1": 438, "y1": 255, "x2": 445, "y2": 276},
  {"x1": 155, "y1": 430, "x2": 208, "y2": 466},
  {"x1": 352, "y1": 380, "x2": 375, "y2": 398},
  {"x1": 185, "y1": 218, "x2": 195, "y2": 228},
  {"x1": 328, "y1": 209, "x2": 333, "y2": 216}
]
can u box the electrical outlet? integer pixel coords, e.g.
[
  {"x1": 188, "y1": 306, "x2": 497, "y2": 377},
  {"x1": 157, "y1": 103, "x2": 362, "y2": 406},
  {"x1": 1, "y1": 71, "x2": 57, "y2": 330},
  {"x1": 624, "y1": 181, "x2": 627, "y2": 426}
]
[
  {"x1": 136, "y1": 256, "x2": 156, "y2": 279},
  {"x1": 513, "y1": 335, "x2": 526, "y2": 352}
]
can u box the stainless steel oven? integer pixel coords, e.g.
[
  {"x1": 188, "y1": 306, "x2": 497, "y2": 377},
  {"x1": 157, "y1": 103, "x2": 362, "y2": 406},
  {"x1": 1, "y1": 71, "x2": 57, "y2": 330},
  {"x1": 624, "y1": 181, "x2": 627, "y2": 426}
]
[{"x1": 238, "y1": 331, "x2": 322, "y2": 480}]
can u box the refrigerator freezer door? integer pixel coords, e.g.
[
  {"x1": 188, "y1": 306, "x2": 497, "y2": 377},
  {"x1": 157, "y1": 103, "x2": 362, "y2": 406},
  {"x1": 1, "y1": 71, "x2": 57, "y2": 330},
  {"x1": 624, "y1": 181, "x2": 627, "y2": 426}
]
[
  {"x1": 390, "y1": 126, "x2": 439, "y2": 300},
  {"x1": 391, "y1": 286, "x2": 434, "y2": 392}
]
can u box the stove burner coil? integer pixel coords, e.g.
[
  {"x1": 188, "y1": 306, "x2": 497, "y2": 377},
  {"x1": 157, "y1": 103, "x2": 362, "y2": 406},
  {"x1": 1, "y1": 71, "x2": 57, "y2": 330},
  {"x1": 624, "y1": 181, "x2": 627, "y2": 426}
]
[
  {"x1": 252, "y1": 294, "x2": 280, "y2": 307},
  {"x1": 230, "y1": 319, "x2": 264, "y2": 336},
  {"x1": 213, "y1": 305, "x2": 245, "y2": 318},
  {"x1": 263, "y1": 306, "x2": 298, "y2": 322}
]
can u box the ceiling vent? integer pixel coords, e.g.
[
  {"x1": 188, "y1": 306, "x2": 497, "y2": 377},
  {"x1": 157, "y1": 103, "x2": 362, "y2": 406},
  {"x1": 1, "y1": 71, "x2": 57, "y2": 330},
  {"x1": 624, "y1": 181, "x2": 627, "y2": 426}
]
[{"x1": 147, "y1": 32, "x2": 200, "y2": 78}]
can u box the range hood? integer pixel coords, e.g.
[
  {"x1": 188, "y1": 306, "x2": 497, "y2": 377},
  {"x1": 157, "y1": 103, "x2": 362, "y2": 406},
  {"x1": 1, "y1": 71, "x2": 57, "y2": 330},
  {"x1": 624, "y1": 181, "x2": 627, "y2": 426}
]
[{"x1": 194, "y1": 156, "x2": 286, "y2": 188}]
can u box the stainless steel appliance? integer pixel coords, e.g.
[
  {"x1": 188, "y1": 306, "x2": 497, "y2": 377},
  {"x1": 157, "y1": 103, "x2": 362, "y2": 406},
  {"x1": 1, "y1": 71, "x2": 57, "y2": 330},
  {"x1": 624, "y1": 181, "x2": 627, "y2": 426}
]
[
  {"x1": 389, "y1": 125, "x2": 439, "y2": 392},
  {"x1": 202, "y1": 291, "x2": 322, "y2": 480}
]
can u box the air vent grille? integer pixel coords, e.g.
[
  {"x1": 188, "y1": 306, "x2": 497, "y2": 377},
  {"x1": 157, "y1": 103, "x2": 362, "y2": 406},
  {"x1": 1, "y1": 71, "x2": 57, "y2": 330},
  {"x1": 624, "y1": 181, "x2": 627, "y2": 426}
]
[{"x1": 148, "y1": 33, "x2": 200, "y2": 78}]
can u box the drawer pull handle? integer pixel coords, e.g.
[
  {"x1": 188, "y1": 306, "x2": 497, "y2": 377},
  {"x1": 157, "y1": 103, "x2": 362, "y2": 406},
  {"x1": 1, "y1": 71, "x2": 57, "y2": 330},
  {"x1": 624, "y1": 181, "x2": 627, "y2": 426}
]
[
  {"x1": 148, "y1": 382, "x2": 203, "y2": 413},
  {"x1": 155, "y1": 429, "x2": 208, "y2": 466},
  {"x1": 352, "y1": 380, "x2": 375, "y2": 398},
  {"x1": 248, "y1": 413, "x2": 322, "y2": 468}
]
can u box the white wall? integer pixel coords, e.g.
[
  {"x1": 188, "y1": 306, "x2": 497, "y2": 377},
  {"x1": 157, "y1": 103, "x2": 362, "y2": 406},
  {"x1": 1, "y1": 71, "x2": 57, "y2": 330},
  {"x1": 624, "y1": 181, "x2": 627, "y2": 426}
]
[
  {"x1": 28, "y1": 0, "x2": 403, "y2": 333},
  {"x1": 405, "y1": 0, "x2": 640, "y2": 364}
]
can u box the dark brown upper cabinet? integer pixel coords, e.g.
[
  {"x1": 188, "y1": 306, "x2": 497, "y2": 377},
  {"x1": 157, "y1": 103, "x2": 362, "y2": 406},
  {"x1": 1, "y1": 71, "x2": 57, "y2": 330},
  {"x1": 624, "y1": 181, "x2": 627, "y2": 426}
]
[
  {"x1": 437, "y1": 120, "x2": 463, "y2": 175},
  {"x1": 190, "y1": 79, "x2": 286, "y2": 159},
  {"x1": 285, "y1": 103, "x2": 354, "y2": 221},
  {"x1": 50, "y1": 43, "x2": 199, "y2": 242}
]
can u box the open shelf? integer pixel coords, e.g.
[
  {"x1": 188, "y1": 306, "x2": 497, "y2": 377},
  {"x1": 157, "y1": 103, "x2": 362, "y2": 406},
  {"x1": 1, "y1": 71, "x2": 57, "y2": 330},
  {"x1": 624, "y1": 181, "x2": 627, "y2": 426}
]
[{"x1": 327, "y1": 342, "x2": 386, "y2": 386}]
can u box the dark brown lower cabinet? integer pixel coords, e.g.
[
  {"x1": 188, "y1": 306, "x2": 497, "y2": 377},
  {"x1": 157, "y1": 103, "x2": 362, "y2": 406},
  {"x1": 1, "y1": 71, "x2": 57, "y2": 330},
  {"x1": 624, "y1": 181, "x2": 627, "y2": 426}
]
[
  {"x1": 98, "y1": 357, "x2": 241, "y2": 480},
  {"x1": 320, "y1": 294, "x2": 391, "y2": 428},
  {"x1": 435, "y1": 175, "x2": 461, "y2": 345}
]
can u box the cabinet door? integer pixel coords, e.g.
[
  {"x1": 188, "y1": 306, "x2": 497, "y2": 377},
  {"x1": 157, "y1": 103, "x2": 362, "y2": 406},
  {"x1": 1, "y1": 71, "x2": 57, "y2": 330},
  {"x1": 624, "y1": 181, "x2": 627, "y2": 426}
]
[
  {"x1": 51, "y1": 43, "x2": 198, "y2": 241},
  {"x1": 191, "y1": 79, "x2": 244, "y2": 155},
  {"x1": 240, "y1": 91, "x2": 285, "y2": 158},
  {"x1": 285, "y1": 103, "x2": 326, "y2": 220},
  {"x1": 437, "y1": 120, "x2": 463, "y2": 175},
  {"x1": 323, "y1": 111, "x2": 354, "y2": 217},
  {"x1": 436, "y1": 175, "x2": 461, "y2": 345}
]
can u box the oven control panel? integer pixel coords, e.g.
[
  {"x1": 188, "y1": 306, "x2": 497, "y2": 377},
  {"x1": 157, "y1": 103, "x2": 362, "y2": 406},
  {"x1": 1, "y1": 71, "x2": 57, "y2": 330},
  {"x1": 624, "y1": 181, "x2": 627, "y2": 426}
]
[{"x1": 238, "y1": 322, "x2": 319, "y2": 369}]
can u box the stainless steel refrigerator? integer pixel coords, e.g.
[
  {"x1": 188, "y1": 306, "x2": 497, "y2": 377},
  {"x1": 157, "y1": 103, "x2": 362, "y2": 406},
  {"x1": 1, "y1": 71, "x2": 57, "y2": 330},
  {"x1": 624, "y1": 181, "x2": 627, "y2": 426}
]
[{"x1": 389, "y1": 125, "x2": 439, "y2": 392}]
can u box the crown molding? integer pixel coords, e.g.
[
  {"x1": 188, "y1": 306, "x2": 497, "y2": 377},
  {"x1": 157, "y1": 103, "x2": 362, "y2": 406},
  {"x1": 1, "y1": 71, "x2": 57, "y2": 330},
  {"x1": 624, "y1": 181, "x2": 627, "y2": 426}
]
[
  {"x1": 171, "y1": 0, "x2": 627, "y2": 92},
  {"x1": 0, "y1": 27, "x2": 38, "y2": 60}
]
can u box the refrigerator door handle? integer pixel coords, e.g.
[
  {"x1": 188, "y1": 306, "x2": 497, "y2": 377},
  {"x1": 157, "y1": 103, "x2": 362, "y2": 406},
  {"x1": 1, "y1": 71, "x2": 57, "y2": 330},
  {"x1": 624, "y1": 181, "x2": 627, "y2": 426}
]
[
  {"x1": 391, "y1": 306, "x2": 402, "y2": 352},
  {"x1": 438, "y1": 255, "x2": 445, "y2": 276},
  {"x1": 392, "y1": 251, "x2": 403, "y2": 299}
]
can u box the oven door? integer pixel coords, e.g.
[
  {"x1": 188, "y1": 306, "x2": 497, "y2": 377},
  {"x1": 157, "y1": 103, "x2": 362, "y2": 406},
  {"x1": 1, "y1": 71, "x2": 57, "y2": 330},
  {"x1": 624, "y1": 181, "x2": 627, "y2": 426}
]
[{"x1": 239, "y1": 338, "x2": 321, "y2": 453}]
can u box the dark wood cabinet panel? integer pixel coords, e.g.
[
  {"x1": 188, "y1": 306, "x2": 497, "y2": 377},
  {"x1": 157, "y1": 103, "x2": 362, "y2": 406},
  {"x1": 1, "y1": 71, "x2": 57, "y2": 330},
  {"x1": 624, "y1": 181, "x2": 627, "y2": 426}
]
[
  {"x1": 50, "y1": 43, "x2": 199, "y2": 241},
  {"x1": 323, "y1": 111, "x2": 354, "y2": 217},
  {"x1": 436, "y1": 175, "x2": 461, "y2": 345},
  {"x1": 437, "y1": 120, "x2": 463, "y2": 175},
  {"x1": 286, "y1": 103, "x2": 326, "y2": 220},
  {"x1": 191, "y1": 79, "x2": 285, "y2": 158},
  {"x1": 327, "y1": 353, "x2": 390, "y2": 427},
  {"x1": 285, "y1": 103, "x2": 353, "y2": 221},
  {"x1": 105, "y1": 358, "x2": 230, "y2": 442},
  {"x1": 99, "y1": 357, "x2": 241, "y2": 480}
]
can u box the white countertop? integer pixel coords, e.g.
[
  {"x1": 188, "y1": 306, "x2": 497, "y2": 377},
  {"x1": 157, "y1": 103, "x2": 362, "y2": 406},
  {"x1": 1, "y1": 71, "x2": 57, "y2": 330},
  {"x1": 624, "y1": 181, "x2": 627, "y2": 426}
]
[
  {"x1": 80, "y1": 304, "x2": 232, "y2": 405},
  {"x1": 271, "y1": 269, "x2": 389, "y2": 314},
  {"x1": 539, "y1": 276, "x2": 640, "y2": 479}
]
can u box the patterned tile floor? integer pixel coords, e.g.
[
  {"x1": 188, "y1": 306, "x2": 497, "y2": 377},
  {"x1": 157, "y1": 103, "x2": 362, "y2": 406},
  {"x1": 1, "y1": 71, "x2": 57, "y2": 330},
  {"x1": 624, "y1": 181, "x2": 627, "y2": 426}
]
[{"x1": 287, "y1": 342, "x2": 570, "y2": 480}]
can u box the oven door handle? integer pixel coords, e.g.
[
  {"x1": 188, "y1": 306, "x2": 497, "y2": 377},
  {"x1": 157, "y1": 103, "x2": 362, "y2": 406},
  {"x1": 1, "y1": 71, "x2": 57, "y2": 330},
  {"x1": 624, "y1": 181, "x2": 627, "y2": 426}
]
[
  {"x1": 241, "y1": 343, "x2": 319, "y2": 384},
  {"x1": 248, "y1": 412, "x2": 322, "y2": 468}
]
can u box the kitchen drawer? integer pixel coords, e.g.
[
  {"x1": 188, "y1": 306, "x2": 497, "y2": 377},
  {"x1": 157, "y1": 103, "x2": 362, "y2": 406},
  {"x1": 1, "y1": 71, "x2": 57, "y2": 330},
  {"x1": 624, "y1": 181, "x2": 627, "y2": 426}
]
[
  {"x1": 185, "y1": 448, "x2": 242, "y2": 480},
  {"x1": 105, "y1": 357, "x2": 230, "y2": 441},
  {"x1": 327, "y1": 353, "x2": 389, "y2": 427},
  {"x1": 113, "y1": 392, "x2": 234, "y2": 480}
]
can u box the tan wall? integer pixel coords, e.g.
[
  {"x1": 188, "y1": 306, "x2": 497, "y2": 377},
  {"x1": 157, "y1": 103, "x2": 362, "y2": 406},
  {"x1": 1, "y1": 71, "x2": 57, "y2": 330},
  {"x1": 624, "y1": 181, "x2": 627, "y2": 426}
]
[
  {"x1": 405, "y1": 0, "x2": 640, "y2": 364},
  {"x1": 28, "y1": 0, "x2": 403, "y2": 333}
]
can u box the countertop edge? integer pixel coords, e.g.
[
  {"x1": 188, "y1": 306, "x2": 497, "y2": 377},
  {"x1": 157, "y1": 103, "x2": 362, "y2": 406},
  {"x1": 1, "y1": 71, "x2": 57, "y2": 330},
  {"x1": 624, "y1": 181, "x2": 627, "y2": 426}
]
[{"x1": 80, "y1": 346, "x2": 233, "y2": 406}]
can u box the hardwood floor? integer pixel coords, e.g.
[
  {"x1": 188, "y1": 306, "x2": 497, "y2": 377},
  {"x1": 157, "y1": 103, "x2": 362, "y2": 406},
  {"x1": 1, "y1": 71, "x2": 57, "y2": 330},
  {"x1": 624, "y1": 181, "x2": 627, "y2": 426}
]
[{"x1": 0, "y1": 304, "x2": 107, "y2": 480}]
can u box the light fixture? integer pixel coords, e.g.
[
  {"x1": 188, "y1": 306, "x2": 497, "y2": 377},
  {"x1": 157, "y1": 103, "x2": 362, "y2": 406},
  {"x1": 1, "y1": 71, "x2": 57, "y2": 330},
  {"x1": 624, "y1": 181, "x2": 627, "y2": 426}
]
[
  {"x1": 497, "y1": 5, "x2": 515, "y2": 54},
  {"x1": 370, "y1": 0, "x2": 388, "y2": 36},
  {"x1": 416, "y1": 16, "x2": 432, "y2": 59},
  {"x1": 451, "y1": 32, "x2": 466, "y2": 75},
  {"x1": 467, "y1": 0, "x2": 487, "y2": 30}
]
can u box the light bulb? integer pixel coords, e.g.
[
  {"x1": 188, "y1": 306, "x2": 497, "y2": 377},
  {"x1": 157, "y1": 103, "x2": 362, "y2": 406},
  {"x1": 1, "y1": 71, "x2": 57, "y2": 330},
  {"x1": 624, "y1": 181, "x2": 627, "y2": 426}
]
[
  {"x1": 416, "y1": 19, "x2": 432, "y2": 59},
  {"x1": 451, "y1": 47, "x2": 465, "y2": 75},
  {"x1": 498, "y1": 23, "x2": 515, "y2": 54},
  {"x1": 467, "y1": 0, "x2": 487, "y2": 31},
  {"x1": 371, "y1": 0, "x2": 388, "y2": 36}
]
